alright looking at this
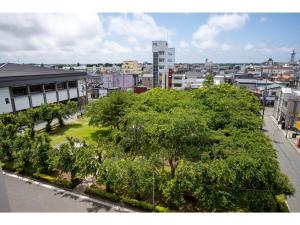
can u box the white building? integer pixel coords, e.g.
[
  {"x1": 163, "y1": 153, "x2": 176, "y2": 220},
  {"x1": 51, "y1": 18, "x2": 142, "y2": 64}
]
[
  {"x1": 152, "y1": 41, "x2": 175, "y2": 88},
  {"x1": 172, "y1": 74, "x2": 186, "y2": 90},
  {"x1": 0, "y1": 63, "x2": 87, "y2": 114}
]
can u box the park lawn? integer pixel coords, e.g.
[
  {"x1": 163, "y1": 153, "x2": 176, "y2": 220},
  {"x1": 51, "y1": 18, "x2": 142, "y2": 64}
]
[{"x1": 49, "y1": 116, "x2": 100, "y2": 147}]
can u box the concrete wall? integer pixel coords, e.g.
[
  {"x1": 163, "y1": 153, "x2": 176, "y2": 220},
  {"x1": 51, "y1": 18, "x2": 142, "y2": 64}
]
[
  {"x1": 14, "y1": 96, "x2": 30, "y2": 111},
  {"x1": 58, "y1": 90, "x2": 68, "y2": 101},
  {"x1": 69, "y1": 88, "x2": 78, "y2": 99},
  {"x1": 31, "y1": 93, "x2": 44, "y2": 107},
  {"x1": 0, "y1": 87, "x2": 13, "y2": 113},
  {"x1": 46, "y1": 91, "x2": 57, "y2": 103}
]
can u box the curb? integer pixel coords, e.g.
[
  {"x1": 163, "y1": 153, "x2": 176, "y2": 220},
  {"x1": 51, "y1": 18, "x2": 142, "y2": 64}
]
[{"x1": 2, "y1": 171, "x2": 135, "y2": 213}]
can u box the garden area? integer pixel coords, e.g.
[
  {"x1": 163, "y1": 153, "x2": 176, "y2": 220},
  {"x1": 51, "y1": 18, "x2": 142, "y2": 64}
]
[{"x1": 0, "y1": 82, "x2": 295, "y2": 212}]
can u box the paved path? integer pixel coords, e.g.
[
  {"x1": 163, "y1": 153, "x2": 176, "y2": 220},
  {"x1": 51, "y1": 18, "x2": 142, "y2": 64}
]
[
  {"x1": 263, "y1": 107, "x2": 300, "y2": 212},
  {"x1": 1, "y1": 171, "x2": 134, "y2": 212}
]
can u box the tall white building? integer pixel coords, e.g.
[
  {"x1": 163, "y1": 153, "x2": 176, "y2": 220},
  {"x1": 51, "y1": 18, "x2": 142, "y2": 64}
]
[{"x1": 152, "y1": 41, "x2": 175, "y2": 88}]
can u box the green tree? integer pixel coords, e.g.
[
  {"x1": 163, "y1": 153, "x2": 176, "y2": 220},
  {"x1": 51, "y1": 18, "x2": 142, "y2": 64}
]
[
  {"x1": 202, "y1": 74, "x2": 214, "y2": 87},
  {"x1": 31, "y1": 134, "x2": 52, "y2": 173},
  {"x1": 85, "y1": 91, "x2": 135, "y2": 129}
]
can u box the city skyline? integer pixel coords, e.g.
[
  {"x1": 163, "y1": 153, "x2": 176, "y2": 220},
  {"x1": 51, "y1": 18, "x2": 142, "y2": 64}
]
[{"x1": 0, "y1": 13, "x2": 299, "y2": 64}]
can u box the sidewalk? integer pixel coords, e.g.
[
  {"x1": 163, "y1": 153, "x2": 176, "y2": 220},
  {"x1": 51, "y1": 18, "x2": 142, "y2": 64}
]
[
  {"x1": 263, "y1": 107, "x2": 300, "y2": 212},
  {"x1": 269, "y1": 115, "x2": 300, "y2": 155}
]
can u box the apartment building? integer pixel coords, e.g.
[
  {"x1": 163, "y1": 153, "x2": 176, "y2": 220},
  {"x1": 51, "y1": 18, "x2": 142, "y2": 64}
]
[
  {"x1": 0, "y1": 63, "x2": 87, "y2": 114},
  {"x1": 152, "y1": 41, "x2": 175, "y2": 88},
  {"x1": 121, "y1": 60, "x2": 141, "y2": 75}
]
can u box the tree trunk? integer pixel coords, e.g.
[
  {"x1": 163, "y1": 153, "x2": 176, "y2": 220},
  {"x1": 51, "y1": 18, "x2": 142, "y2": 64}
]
[
  {"x1": 70, "y1": 170, "x2": 77, "y2": 186},
  {"x1": 169, "y1": 159, "x2": 176, "y2": 178}
]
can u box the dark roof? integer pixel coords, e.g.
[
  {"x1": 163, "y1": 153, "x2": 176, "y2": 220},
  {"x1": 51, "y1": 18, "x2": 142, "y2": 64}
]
[
  {"x1": 0, "y1": 63, "x2": 85, "y2": 77},
  {"x1": 0, "y1": 63, "x2": 87, "y2": 88}
]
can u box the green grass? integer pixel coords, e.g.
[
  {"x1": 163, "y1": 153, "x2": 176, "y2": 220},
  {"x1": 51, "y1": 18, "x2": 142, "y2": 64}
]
[{"x1": 49, "y1": 116, "x2": 100, "y2": 147}]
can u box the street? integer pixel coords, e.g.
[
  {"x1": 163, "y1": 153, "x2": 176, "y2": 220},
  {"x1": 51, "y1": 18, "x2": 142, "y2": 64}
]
[
  {"x1": 1, "y1": 171, "x2": 132, "y2": 212},
  {"x1": 263, "y1": 107, "x2": 300, "y2": 212}
]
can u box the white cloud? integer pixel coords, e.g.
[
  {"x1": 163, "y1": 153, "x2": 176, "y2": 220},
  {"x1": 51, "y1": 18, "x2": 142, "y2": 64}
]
[
  {"x1": 192, "y1": 13, "x2": 249, "y2": 50},
  {"x1": 107, "y1": 13, "x2": 172, "y2": 42},
  {"x1": 179, "y1": 40, "x2": 189, "y2": 49},
  {"x1": 244, "y1": 43, "x2": 255, "y2": 50},
  {"x1": 221, "y1": 43, "x2": 231, "y2": 51},
  {"x1": 260, "y1": 17, "x2": 268, "y2": 23}
]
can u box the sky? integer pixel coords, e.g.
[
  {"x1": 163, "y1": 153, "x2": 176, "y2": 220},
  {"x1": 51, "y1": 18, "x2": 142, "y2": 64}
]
[{"x1": 0, "y1": 13, "x2": 299, "y2": 64}]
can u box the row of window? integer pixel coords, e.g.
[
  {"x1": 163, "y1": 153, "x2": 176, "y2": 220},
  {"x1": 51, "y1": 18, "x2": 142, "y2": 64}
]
[{"x1": 11, "y1": 81, "x2": 78, "y2": 97}]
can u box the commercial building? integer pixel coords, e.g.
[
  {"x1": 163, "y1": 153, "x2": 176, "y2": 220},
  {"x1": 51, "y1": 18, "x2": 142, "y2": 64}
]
[
  {"x1": 274, "y1": 88, "x2": 300, "y2": 129},
  {"x1": 234, "y1": 79, "x2": 274, "y2": 91},
  {"x1": 121, "y1": 60, "x2": 141, "y2": 75},
  {"x1": 0, "y1": 63, "x2": 87, "y2": 114},
  {"x1": 152, "y1": 41, "x2": 175, "y2": 88}
]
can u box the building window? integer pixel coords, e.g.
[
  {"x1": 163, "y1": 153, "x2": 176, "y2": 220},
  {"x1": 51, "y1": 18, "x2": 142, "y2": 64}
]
[
  {"x1": 158, "y1": 51, "x2": 165, "y2": 55},
  {"x1": 57, "y1": 82, "x2": 67, "y2": 90},
  {"x1": 271, "y1": 91, "x2": 277, "y2": 96},
  {"x1": 12, "y1": 86, "x2": 28, "y2": 96},
  {"x1": 168, "y1": 52, "x2": 173, "y2": 56},
  {"x1": 30, "y1": 85, "x2": 42, "y2": 94},
  {"x1": 44, "y1": 83, "x2": 56, "y2": 92},
  {"x1": 5, "y1": 98, "x2": 9, "y2": 104},
  {"x1": 68, "y1": 81, "x2": 77, "y2": 88},
  {"x1": 174, "y1": 83, "x2": 182, "y2": 87},
  {"x1": 159, "y1": 66, "x2": 165, "y2": 69},
  {"x1": 153, "y1": 43, "x2": 157, "y2": 46},
  {"x1": 283, "y1": 101, "x2": 288, "y2": 107},
  {"x1": 174, "y1": 77, "x2": 182, "y2": 80},
  {"x1": 159, "y1": 58, "x2": 165, "y2": 62},
  {"x1": 168, "y1": 59, "x2": 173, "y2": 62}
]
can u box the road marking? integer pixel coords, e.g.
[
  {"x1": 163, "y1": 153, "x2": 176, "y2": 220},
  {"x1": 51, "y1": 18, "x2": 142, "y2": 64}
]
[{"x1": 2, "y1": 171, "x2": 135, "y2": 212}]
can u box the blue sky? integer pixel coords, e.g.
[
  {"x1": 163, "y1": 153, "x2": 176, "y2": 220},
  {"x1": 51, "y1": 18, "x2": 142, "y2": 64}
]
[{"x1": 0, "y1": 13, "x2": 299, "y2": 63}]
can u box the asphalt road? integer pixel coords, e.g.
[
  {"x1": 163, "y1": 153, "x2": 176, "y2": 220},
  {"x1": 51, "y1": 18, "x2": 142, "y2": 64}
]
[
  {"x1": 263, "y1": 107, "x2": 300, "y2": 212},
  {"x1": 1, "y1": 173, "x2": 130, "y2": 212}
]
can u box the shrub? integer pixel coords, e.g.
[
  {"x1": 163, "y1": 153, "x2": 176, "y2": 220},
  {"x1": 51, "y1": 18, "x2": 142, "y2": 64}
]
[
  {"x1": 85, "y1": 186, "x2": 171, "y2": 212},
  {"x1": 276, "y1": 195, "x2": 289, "y2": 212},
  {"x1": 2, "y1": 161, "x2": 17, "y2": 172},
  {"x1": 33, "y1": 172, "x2": 74, "y2": 189},
  {"x1": 85, "y1": 186, "x2": 121, "y2": 202}
]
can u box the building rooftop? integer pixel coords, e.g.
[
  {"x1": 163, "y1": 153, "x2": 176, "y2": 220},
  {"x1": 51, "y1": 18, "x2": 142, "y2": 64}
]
[
  {"x1": 0, "y1": 63, "x2": 85, "y2": 78},
  {"x1": 256, "y1": 84, "x2": 282, "y2": 91},
  {"x1": 235, "y1": 79, "x2": 274, "y2": 84}
]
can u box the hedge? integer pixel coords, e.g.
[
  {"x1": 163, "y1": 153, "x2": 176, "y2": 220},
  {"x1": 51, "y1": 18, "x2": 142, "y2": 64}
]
[
  {"x1": 33, "y1": 172, "x2": 74, "y2": 189},
  {"x1": 85, "y1": 186, "x2": 171, "y2": 212},
  {"x1": 276, "y1": 194, "x2": 289, "y2": 212},
  {"x1": 85, "y1": 186, "x2": 121, "y2": 202}
]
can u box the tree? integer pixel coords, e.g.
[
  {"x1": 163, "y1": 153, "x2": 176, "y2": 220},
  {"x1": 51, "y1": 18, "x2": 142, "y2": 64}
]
[
  {"x1": 40, "y1": 101, "x2": 77, "y2": 131},
  {"x1": 17, "y1": 108, "x2": 41, "y2": 138},
  {"x1": 31, "y1": 134, "x2": 52, "y2": 173},
  {"x1": 85, "y1": 91, "x2": 135, "y2": 129},
  {"x1": 202, "y1": 73, "x2": 214, "y2": 87},
  {"x1": 48, "y1": 137, "x2": 83, "y2": 185}
]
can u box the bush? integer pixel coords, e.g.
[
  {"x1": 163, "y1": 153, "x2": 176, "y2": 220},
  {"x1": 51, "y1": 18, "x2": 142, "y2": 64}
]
[
  {"x1": 33, "y1": 172, "x2": 74, "y2": 189},
  {"x1": 276, "y1": 195, "x2": 289, "y2": 212},
  {"x1": 121, "y1": 197, "x2": 154, "y2": 211},
  {"x1": 85, "y1": 186, "x2": 121, "y2": 202},
  {"x1": 2, "y1": 161, "x2": 17, "y2": 172},
  {"x1": 85, "y1": 186, "x2": 171, "y2": 212}
]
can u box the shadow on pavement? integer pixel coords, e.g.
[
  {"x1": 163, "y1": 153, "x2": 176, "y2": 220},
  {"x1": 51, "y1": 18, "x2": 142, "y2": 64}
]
[
  {"x1": 80, "y1": 199, "x2": 110, "y2": 212},
  {"x1": 54, "y1": 191, "x2": 79, "y2": 200}
]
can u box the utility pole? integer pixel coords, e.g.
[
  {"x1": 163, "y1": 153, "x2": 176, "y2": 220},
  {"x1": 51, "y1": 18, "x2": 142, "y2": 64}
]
[{"x1": 152, "y1": 170, "x2": 155, "y2": 212}]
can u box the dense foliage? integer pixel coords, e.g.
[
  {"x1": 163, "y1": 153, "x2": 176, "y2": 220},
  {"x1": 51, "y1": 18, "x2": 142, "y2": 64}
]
[
  {"x1": 84, "y1": 85, "x2": 294, "y2": 212},
  {"x1": 0, "y1": 86, "x2": 294, "y2": 212}
]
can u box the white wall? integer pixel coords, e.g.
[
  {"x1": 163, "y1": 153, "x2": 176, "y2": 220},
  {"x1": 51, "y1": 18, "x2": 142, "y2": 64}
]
[
  {"x1": 14, "y1": 96, "x2": 30, "y2": 111},
  {"x1": 0, "y1": 87, "x2": 13, "y2": 113},
  {"x1": 78, "y1": 79, "x2": 86, "y2": 96},
  {"x1": 31, "y1": 93, "x2": 45, "y2": 107},
  {"x1": 69, "y1": 88, "x2": 78, "y2": 99},
  {"x1": 99, "y1": 89, "x2": 108, "y2": 97},
  {"x1": 46, "y1": 91, "x2": 57, "y2": 103},
  {"x1": 58, "y1": 90, "x2": 68, "y2": 101}
]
